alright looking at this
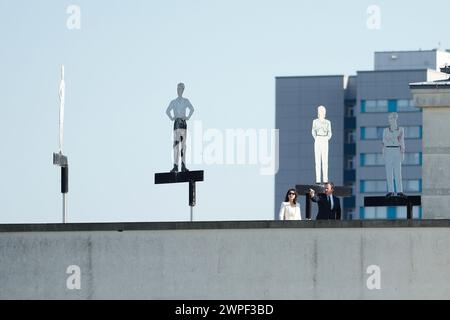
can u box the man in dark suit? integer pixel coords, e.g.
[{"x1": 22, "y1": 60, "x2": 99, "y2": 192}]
[{"x1": 309, "y1": 182, "x2": 341, "y2": 220}]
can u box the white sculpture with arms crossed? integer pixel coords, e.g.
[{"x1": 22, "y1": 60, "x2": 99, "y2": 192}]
[{"x1": 312, "y1": 105, "x2": 332, "y2": 184}]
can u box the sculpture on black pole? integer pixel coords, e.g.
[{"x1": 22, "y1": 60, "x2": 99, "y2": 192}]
[
  {"x1": 363, "y1": 112, "x2": 418, "y2": 220},
  {"x1": 155, "y1": 83, "x2": 203, "y2": 221}
]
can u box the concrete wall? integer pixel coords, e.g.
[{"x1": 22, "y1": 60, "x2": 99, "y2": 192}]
[
  {"x1": 422, "y1": 107, "x2": 450, "y2": 218},
  {"x1": 2, "y1": 221, "x2": 450, "y2": 299},
  {"x1": 411, "y1": 85, "x2": 450, "y2": 219}
]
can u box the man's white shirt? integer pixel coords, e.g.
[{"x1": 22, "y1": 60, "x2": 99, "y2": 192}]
[
  {"x1": 166, "y1": 97, "x2": 194, "y2": 120},
  {"x1": 327, "y1": 195, "x2": 334, "y2": 210}
]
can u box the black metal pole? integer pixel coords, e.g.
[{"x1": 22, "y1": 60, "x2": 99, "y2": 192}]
[
  {"x1": 61, "y1": 166, "x2": 68, "y2": 193},
  {"x1": 305, "y1": 193, "x2": 311, "y2": 220},
  {"x1": 189, "y1": 180, "x2": 196, "y2": 207},
  {"x1": 407, "y1": 202, "x2": 413, "y2": 220},
  {"x1": 61, "y1": 165, "x2": 68, "y2": 223}
]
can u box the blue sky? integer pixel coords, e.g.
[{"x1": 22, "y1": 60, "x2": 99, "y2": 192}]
[{"x1": 1, "y1": 0, "x2": 449, "y2": 223}]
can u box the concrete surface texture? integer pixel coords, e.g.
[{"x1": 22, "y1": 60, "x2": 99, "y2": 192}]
[
  {"x1": 1, "y1": 221, "x2": 450, "y2": 299},
  {"x1": 411, "y1": 85, "x2": 450, "y2": 218}
]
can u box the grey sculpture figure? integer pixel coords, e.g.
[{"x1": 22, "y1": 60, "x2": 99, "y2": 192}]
[
  {"x1": 166, "y1": 83, "x2": 194, "y2": 173},
  {"x1": 312, "y1": 105, "x2": 332, "y2": 184},
  {"x1": 382, "y1": 112, "x2": 405, "y2": 197}
]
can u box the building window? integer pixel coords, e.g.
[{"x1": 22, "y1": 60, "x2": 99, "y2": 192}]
[
  {"x1": 346, "y1": 130, "x2": 356, "y2": 143},
  {"x1": 361, "y1": 99, "x2": 421, "y2": 113},
  {"x1": 397, "y1": 99, "x2": 420, "y2": 112},
  {"x1": 347, "y1": 209, "x2": 355, "y2": 220},
  {"x1": 360, "y1": 180, "x2": 386, "y2": 193},
  {"x1": 345, "y1": 182, "x2": 355, "y2": 194},
  {"x1": 346, "y1": 105, "x2": 355, "y2": 117},
  {"x1": 396, "y1": 206, "x2": 423, "y2": 219},
  {"x1": 360, "y1": 153, "x2": 383, "y2": 166},
  {"x1": 361, "y1": 207, "x2": 387, "y2": 219},
  {"x1": 360, "y1": 127, "x2": 384, "y2": 139},
  {"x1": 360, "y1": 179, "x2": 422, "y2": 193},
  {"x1": 404, "y1": 180, "x2": 422, "y2": 192},
  {"x1": 360, "y1": 152, "x2": 422, "y2": 166},
  {"x1": 362, "y1": 99, "x2": 388, "y2": 113},
  {"x1": 361, "y1": 206, "x2": 422, "y2": 219},
  {"x1": 360, "y1": 126, "x2": 422, "y2": 140},
  {"x1": 346, "y1": 156, "x2": 356, "y2": 169},
  {"x1": 403, "y1": 126, "x2": 422, "y2": 139},
  {"x1": 404, "y1": 152, "x2": 422, "y2": 165}
]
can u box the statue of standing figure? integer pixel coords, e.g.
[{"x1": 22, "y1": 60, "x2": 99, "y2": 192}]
[
  {"x1": 382, "y1": 112, "x2": 405, "y2": 197},
  {"x1": 166, "y1": 83, "x2": 195, "y2": 173},
  {"x1": 312, "y1": 105, "x2": 332, "y2": 184}
]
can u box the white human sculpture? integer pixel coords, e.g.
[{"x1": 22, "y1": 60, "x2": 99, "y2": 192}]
[
  {"x1": 312, "y1": 105, "x2": 332, "y2": 183},
  {"x1": 59, "y1": 65, "x2": 65, "y2": 153},
  {"x1": 166, "y1": 83, "x2": 194, "y2": 173},
  {"x1": 382, "y1": 112, "x2": 405, "y2": 197}
]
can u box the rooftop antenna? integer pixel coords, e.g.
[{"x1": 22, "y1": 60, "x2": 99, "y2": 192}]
[{"x1": 53, "y1": 65, "x2": 69, "y2": 223}]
